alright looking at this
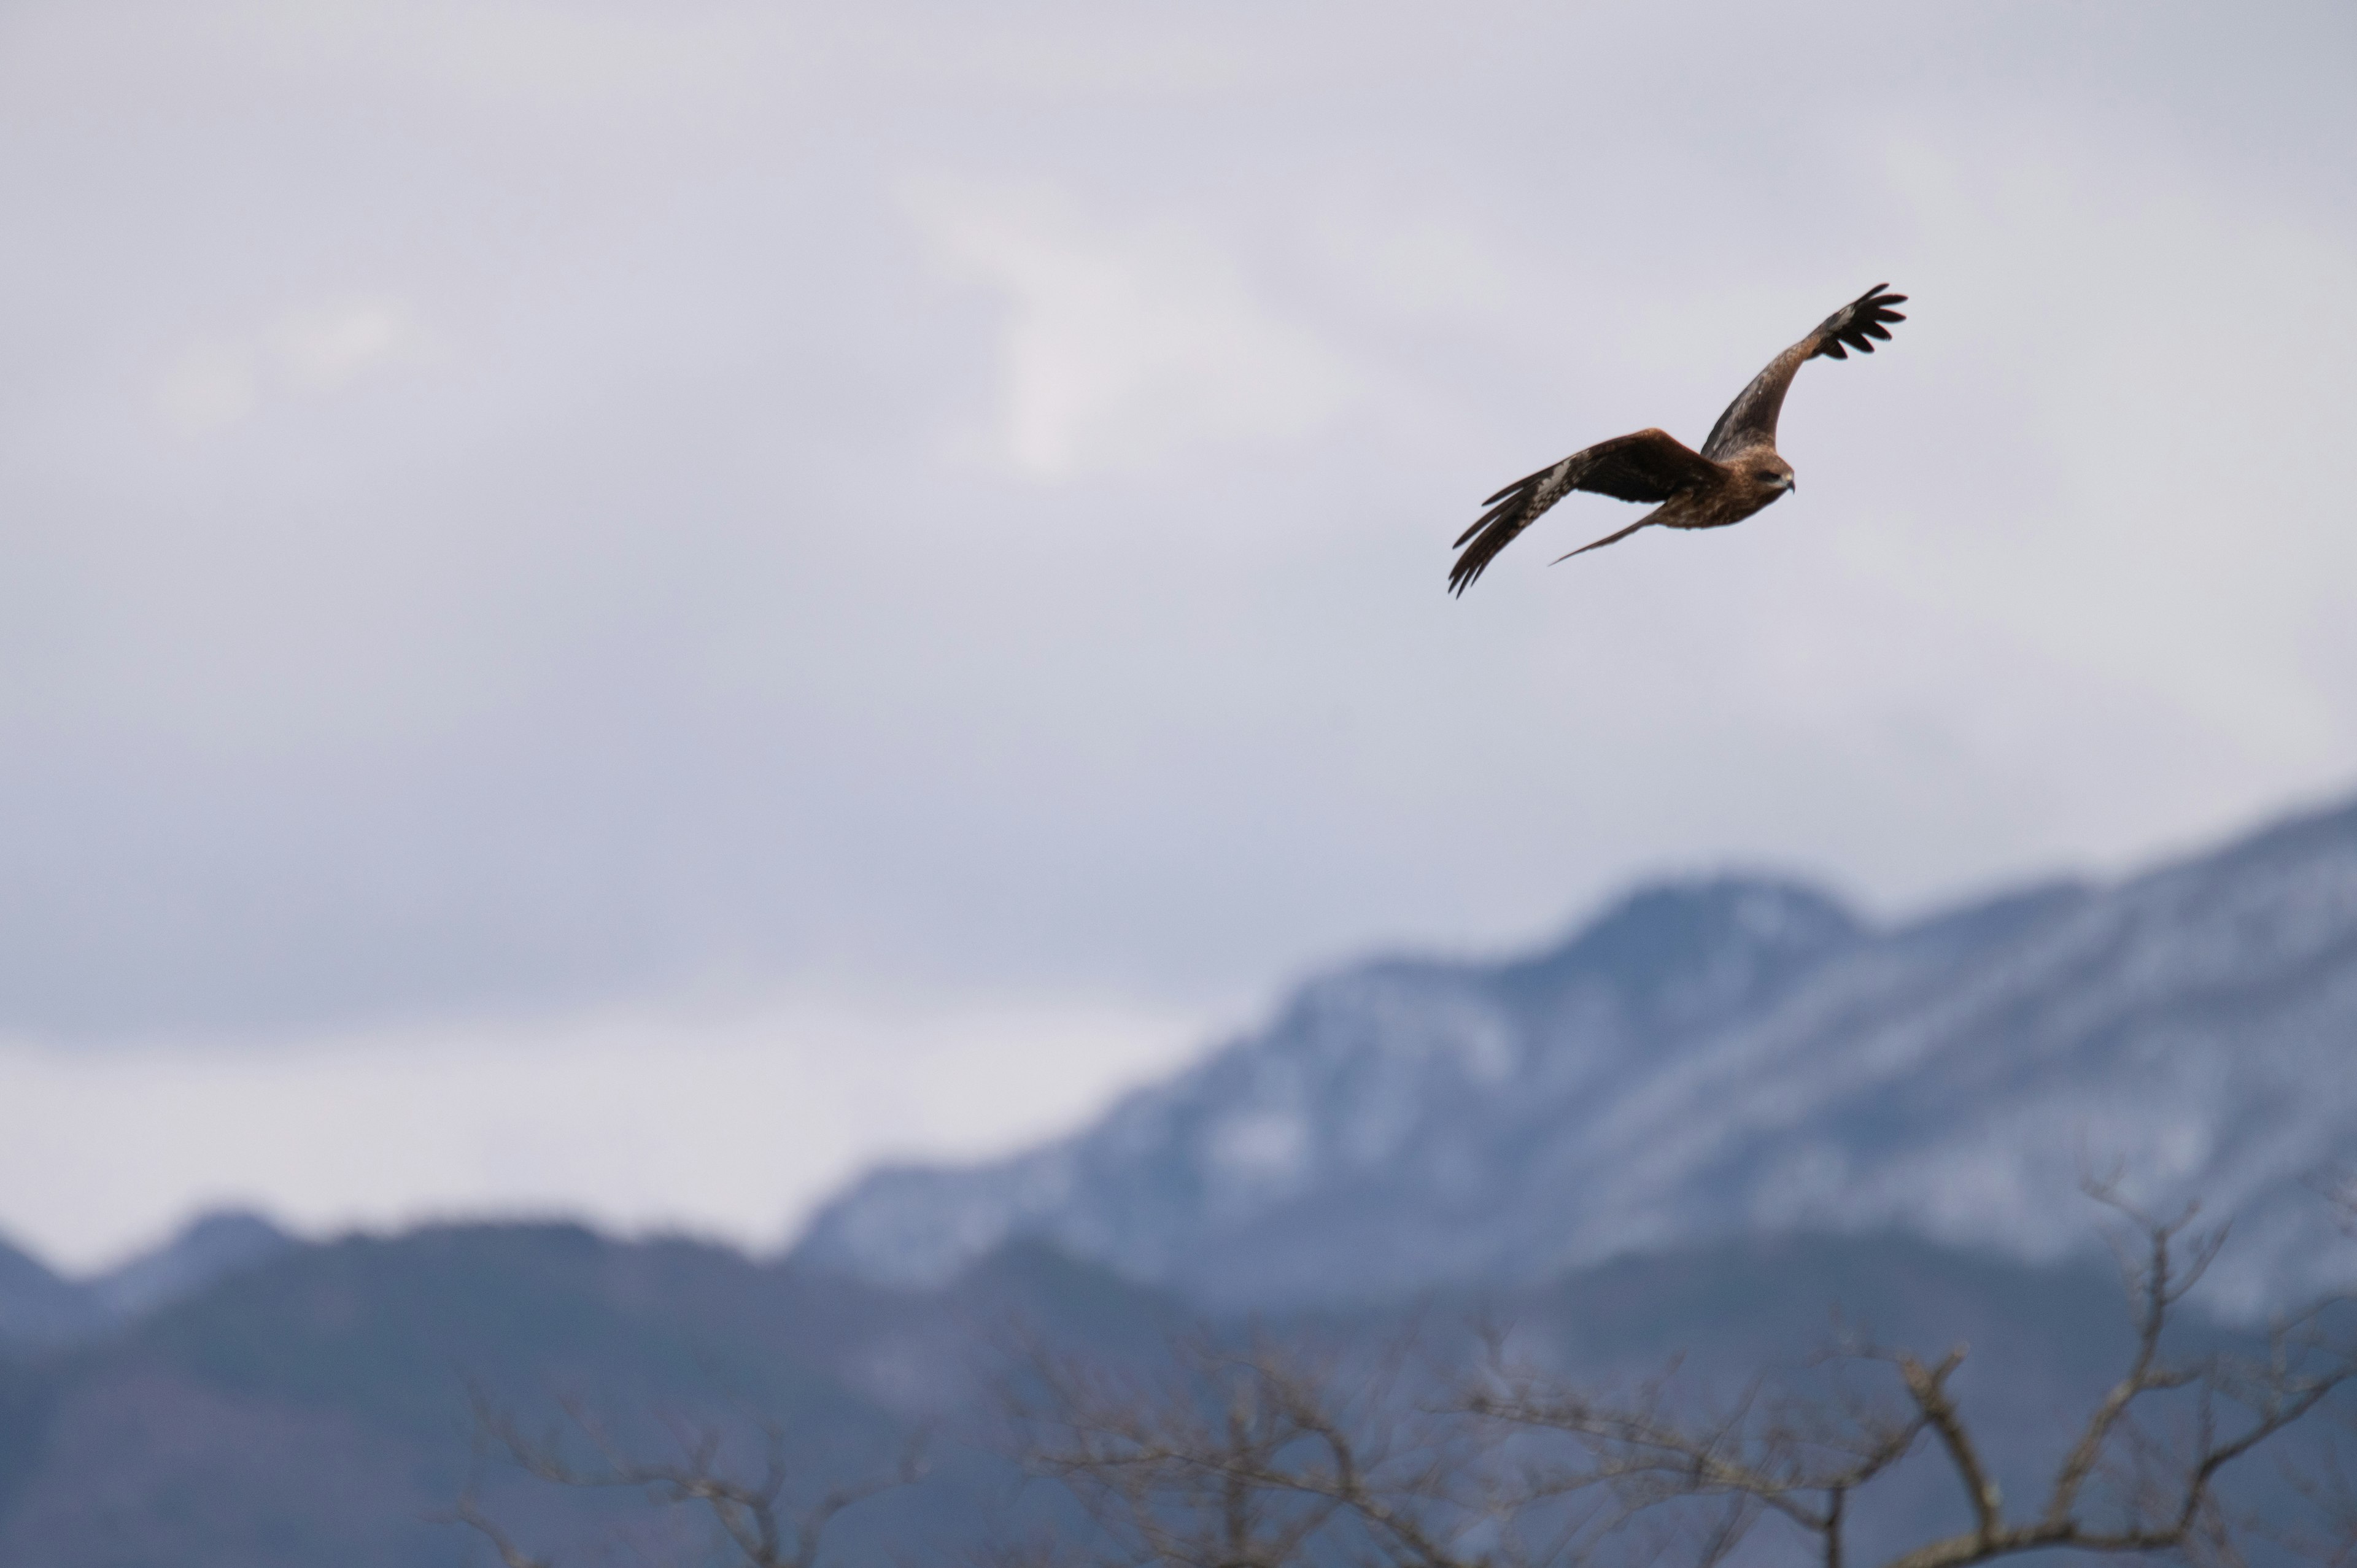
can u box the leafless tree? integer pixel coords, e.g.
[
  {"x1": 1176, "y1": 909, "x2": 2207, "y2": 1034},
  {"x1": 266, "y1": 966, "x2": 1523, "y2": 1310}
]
[
  {"x1": 451, "y1": 1388, "x2": 924, "y2": 1568},
  {"x1": 1008, "y1": 1329, "x2": 1525, "y2": 1568},
  {"x1": 2272, "y1": 1173, "x2": 2357, "y2": 1567},
  {"x1": 447, "y1": 1185, "x2": 2355, "y2": 1568},
  {"x1": 1015, "y1": 1183, "x2": 2357, "y2": 1568}
]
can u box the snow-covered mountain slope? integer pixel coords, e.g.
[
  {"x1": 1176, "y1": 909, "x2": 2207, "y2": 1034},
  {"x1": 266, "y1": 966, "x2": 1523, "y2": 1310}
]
[{"x1": 794, "y1": 795, "x2": 2357, "y2": 1315}]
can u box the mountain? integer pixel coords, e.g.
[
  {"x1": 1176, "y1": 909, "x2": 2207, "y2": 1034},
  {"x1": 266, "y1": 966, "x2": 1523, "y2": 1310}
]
[
  {"x1": 0, "y1": 1238, "x2": 94, "y2": 1350},
  {"x1": 0, "y1": 1221, "x2": 1183, "y2": 1568},
  {"x1": 0, "y1": 1210, "x2": 292, "y2": 1353},
  {"x1": 12, "y1": 793, "x2": 2357, "y2": 1564},
  {"x1": 795, "y1": 793, "x2": 2357, "y2": 1313},
  {"x1": 84, "y1": 1209, "x2": 292, "y2": 1321},
  {"x1": 0, "y1": 1219, "x2": 2266, "y2": 1568}
]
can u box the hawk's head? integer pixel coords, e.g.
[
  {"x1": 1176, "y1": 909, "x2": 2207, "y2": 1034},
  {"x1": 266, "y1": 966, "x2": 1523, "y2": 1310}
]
[{"x1": 1749, "y1": 460, "x2": 1795, "y2": 501}]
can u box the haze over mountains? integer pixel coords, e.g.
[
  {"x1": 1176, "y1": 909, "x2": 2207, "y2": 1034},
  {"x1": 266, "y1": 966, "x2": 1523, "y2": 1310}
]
[{"x1": 798, "y1": 790, "x2": 2357, "y2": 1315}]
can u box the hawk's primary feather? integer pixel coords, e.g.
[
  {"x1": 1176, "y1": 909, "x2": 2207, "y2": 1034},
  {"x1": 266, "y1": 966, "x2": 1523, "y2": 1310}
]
[
  {"x1": 1448, "y1": 428, "x2": 1717, "y2": 595},
  {"x1": 1700, "y1": 284, "x2": 1906, "y2": 460}
]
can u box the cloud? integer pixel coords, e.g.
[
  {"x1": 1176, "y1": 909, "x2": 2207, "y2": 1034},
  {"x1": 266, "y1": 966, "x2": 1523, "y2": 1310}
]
[
  {"x1": 222, "y1": 0, "x2": 781, "y2": 107},
  {"x1": 1863, "y1": 133, "x2": 2357, "y2": 764},
  {"x1": 908, "y1": 182, "x2": 1360, "y2": 479},
  {"x1": 0, "y1": 987, "x2": 1206, "y2": 1273},
  {"x1": 152, "y1": 298, "x2": 432, "y2": 433},
  {"x1": 153, "y1": 338, "x2": 260, "y2": 434},
  {"x1": 5, "y1": 0, "x2": 2357, "y2": 1263},
  {"x1": 271, "y1": 298, "x2": 429, "y2": 391}
]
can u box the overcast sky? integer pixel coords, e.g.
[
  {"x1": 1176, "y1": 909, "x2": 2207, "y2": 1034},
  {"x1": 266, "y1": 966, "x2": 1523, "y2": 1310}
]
[{"x1": 2, "y1": 0, "x2": 2353, "y2": 1270}]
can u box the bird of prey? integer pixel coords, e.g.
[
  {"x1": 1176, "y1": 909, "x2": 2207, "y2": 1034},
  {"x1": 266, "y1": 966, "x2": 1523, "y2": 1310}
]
[{"x1": 1447, "y1": 284, "x2": 1906, "y2": 595}]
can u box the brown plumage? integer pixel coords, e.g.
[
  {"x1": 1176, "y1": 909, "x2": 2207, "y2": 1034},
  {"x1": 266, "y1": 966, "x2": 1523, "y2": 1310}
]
[{"x1": 1447, "y1": 284, "x2": 1906, "y2": 595}]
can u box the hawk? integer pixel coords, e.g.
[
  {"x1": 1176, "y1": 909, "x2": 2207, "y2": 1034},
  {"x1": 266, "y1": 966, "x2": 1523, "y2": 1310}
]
[{"x1": 1447, "y1": 284, "x2": 1906, "y2": 595}]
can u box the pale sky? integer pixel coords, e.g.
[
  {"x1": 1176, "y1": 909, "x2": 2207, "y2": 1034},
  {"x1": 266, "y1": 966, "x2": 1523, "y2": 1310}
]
[{"x1": 2, "y1": 0, "x2": 2353, "y2": 1270}]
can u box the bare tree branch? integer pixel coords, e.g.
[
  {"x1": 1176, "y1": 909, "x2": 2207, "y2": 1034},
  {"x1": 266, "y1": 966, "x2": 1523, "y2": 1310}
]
[
  {"x1": 1011, "y1": 1329, "x2": 1516, "y2": 1567},
  {"x1": 464, "y1": 1183, "x2": 2353, "y2": 1568},
  {"x1": 452, "y1": 1387, "x2": 924, "y2": 1568},
  {"x1": 1466, "y1": 1185, "x2": 2357, "y2": 1568}
]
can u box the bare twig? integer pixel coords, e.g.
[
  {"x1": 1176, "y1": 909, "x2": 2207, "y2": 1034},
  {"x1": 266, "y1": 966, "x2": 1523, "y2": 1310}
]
[
  {"x1": 1467, "y1": 1183, "x2": 2357, "y2": 1568},
  {"x1": 1013, "y1": 1329, "x2": 1511, "y2": 1567},
  {"x1": 454, "y1": 1388, "x2": 924, "y2": 1568}
]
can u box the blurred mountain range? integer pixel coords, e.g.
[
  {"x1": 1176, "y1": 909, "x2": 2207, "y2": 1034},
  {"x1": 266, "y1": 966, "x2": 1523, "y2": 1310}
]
[
  {"x1": 6, "y1": 789, "x2": 2357, "y2": 1564},
  {"x1": 797, "y1": 792, "x2": 2357, "y2": 1315},
  {"x1": 0, "y1": 1220, "x2": 2261, "y2": 1568}
]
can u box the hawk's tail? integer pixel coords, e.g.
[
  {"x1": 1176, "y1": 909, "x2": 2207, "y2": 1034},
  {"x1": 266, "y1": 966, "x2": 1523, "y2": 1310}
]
[{"x1": 1551, "y1": 515, "x2": 1658, "y2": 565}]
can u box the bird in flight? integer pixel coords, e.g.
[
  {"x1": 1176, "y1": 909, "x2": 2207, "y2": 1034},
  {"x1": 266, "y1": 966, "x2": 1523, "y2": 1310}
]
[{"x1": 1447, "y1": 284, "x2": 1906, "y2": 595}]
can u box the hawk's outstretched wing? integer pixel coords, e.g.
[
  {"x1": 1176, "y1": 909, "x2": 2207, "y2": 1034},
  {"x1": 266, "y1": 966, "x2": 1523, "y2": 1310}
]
[
  {"x1": 1698, "y1": 284, "x2": 1906, "y2": 461},
  {"x1": 1448, "y1": 428, "x2": 1719, "y2": 595}
]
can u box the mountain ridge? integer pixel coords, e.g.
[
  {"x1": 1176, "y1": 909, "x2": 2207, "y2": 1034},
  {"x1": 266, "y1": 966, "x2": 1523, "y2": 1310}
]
[
  {"x1": 0, "y1": 1210, "x2": 292, "y2": 1351},
  {"x1": 793, "y1": 794, "x2": 2357, "y2": 1314},
  {"x1": 0, "y1": 1216, "x2": 2226, "y2": 1568}
]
